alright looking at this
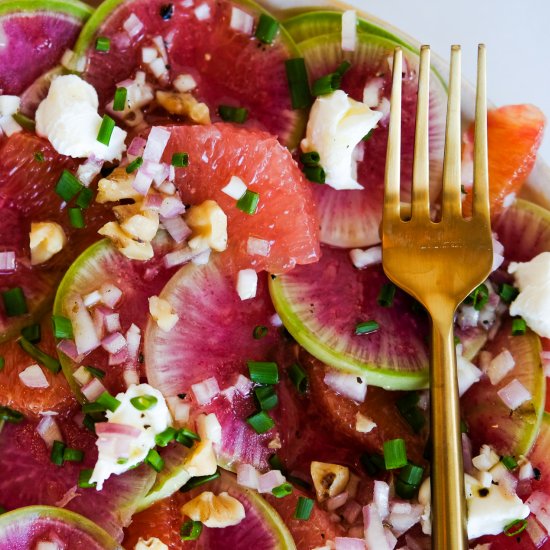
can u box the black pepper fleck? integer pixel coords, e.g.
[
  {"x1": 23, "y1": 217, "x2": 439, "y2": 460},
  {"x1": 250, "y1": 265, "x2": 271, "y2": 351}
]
[{"x1": 160, "y1": 3, "x2": 174, "y2": 20}]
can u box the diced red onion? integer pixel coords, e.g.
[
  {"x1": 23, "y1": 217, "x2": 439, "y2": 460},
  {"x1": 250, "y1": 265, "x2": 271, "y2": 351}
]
[
  {"x1": 191, "y1": 376, "x2": 220, "y2": 405},
  {"x1": 192, "y1": 248, "x2": 211, "y2": 265},
  {"x1": 327, "y1": 491, "x2": 349, "y2": 511},
  {"x1": 258, "y1": 470, "x2": 286, "y2": 494},
  {"x1": 526, "y1": 515, "x2": 549, "y2": 549},
  {"x1": 347, "y1": 526, "x2": 364, "y2": 539},
  {"x1": 342, "y1": 500, "x2": 362, "y2": 524},
  {"x1": 486, "y1": 349, "x2": 515, "y2": 385},
  {"x1": 236, "y1": 268, "x2": 258, "y2": 300},
  {"x1": 143, "y1": 126, "x2": 171, "y2": 163},
  {"x1": 83, "y1": 290, "x2": 102, "y2": 308},
  {"x1": 324, "y1": 370, "x2": 367, "y2": 403},
  {"x1": 492, "y1": 234, "x2": 505, "y2": 272},
  {"x1": 341, "y1": 10, "x2": 357, "y2": 51},
  {"x1": 541, "y1": 351, "x2": 550, "y2": 376},
  {"x1": 234, "y1": 374, "x2": 253, "y2": 395},
  {"x1": 237, "y1": 463, "x2": 260, "y2": 490},
  {"x1": 229, "y1": 6, "x2": 254, "y2": 34},
  {"x1": 76, "y1": 155, "x2": 103, "y2": 187},
  {"x1": 519, "y1": 460, "x2": 535, "y2": 480},
  {"x1": 143, "y1": 192, "x2": 164, "y2": 211},
  {"x1": 247, "y1": 236, "x2": 271, "y2": 257},
  {"x1": 161, "y1": 217, "x2": 192, "y2": 245},
  {"x1": 127, "y1": 136, "x2": 147, "y2": 157},
  {"x1": 132, "y1": 167, "x2": 154, "y2": 195},
  {"x1": 503, "y1": 192, "x2": 516, "y2": 208},
  {"x1": 104, "y1": 312, "x2": 121, "y2": 333},
  {"x1": 100, "y1": 283, "x2": 122, "y2": 308},
  {"x1": 457, "y1": 304, "x2": 480, "y2": 330},
  {"x1": 125, "y1": 323, "x2": 141, "y2": 362},
  {"x1": 152, "y1": 35, "x2": 168, "y2": 64},
  {"x1": 37, "y1": 415, "x2": 62, "y2": 448},
  {"x1": 67, "y1": 294, "x2": 101, "y2": 355},
  {"x1": 55, "y1": 485, "x2": 79, "y2": 508},
  {"x1": 270, "y1": 313, "x2": 282, "y2": 327},
  {"x1": 141, "y1": 46, "x2": 157, "y2": 64},
  {"x1": 497, "y1": 378, "x2": 532, "y2": 410},
  {"x1": 0, "y1": 250, "x2": 16, "y2": 272},
  {"x1": 373, "y1": 480, "x2": 390, "y2": 520},
  {"x1": 194, "y1": 2, "x2": 211, "y2": 20},
  {"x1": 527, "y1": 491, "x2": 550, "y2": 535},
  {"x1": 101, "y1": 332, "x2": 126, "y2": 354},
  {"x1": 96, "y1": 422, "x2": 141, "y2": 438},
  {"x1": 96, "y1": 422, "x2": 140, "y2": 458},
  {"x1": 19, "y1": 364, "x2": 49, "y2": 388},
  {"x1": 221, "y1": 386, "x2": 236, "y2": 403},
  {"x1": 384, "y1": 528, "x2": 398, "y2": 550},
  {"x1": 57, "y1": 339, "x2": 83, "y2": 362},
  {"x1": 335, "y1": 538, "x2": 364, "y2": 550},
  {"x1": 462, "y1": 433, "x2": 474, "y2": 475},
  {"x1": 363, "y1": 77, "x2": 384, "y2": 108},
  {"x1": 123, "y1": 13, "x2": 144, "y2": 37},
  {"x1": 221, "y1": 175, "x2": 247, "y2": 200},
  {"x1": 92, "y1": 306, "x2": 108, "y2": 340},
  {"x1": 160, "y1": 196, "x2": 186, "y2": 218},
  {"x1": 81, "y1": 378, "x2": 106, "y2": 402},
  {"x1": 73, "y1": 366, "x2": 92, "y2": 386},
  {"x1": 167, "y1": 396, "x2": 190, "y2": 423},
  {"x1": 349, "y1": 246, "x2": 382, "y2": 269},
  {"x1": 123, "y1": 367, "x2": 140, "y2": 388},
  {"x1": 389, "y1": 504, "x2": 423, "y2": 537},
  {"x1": 109, "y1": 345, "x2": 129, "y2": 366},
  {"x1": 363, "y1": 504, "x2": 391, "y2": 550}
]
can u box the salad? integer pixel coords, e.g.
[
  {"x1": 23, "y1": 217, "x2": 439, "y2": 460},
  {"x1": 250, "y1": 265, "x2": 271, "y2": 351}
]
[{"x1": 0, "y1": 0, "x2": 548, "y2": 548}]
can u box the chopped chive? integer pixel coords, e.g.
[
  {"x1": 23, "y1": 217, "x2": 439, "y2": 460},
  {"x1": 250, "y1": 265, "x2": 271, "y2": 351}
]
[
  {"x1": 82, "y1": 414, "x2": 98, "y2": 433},
  {"x1": 78, "y1": 469, "x2": 96, "y2": 488},
  {"x1": 160, "y1": 3, "x2": 174, "y2": 20},
  {"x1": 68, "y1": 207, "x2": 85, "y2": 228},
  {"x1": 499, "y1": 283, "x2": 518, "y2": 304},
  {"x1": 97, "y1": 115, "x2": 115, "y2": 146},
  {"x1": 126, "y1": 156, "x2": 143, "y2": 174},
  {"x1": 395, "y1": 479, "x2": 418, "y2": 500},
  {"x1": 76, "y1": 187, "x2": 94, "y2": 209},
  {"x1": 179, "y1": 469, "x2": 221, "y2": 492},
  {"x1": 113, "y1": 87, "x2": 127, "y2": 111},
  {"x1": 236, "y1": 189, "x2": 260, "y2": 215},
  {"x1": 171, "y1": 152, "x2": 189, "y2": 167},
  {"x1": 2, "y1": 287, "x2": 28, "y2": 317},
  {"x1": 218, "y1": 105, "x2": 249, "y2": 124},
  {"x1": 254, "y1": 385, "x2": 278, "y2": 411},
  {"x1": 289, "y1": 362, "x2": 308, "y2": 394},
  {"x1": 300, "y1": 151, "x2": 320, "y2": 166},
  {"x1": 0, "y1": 357, "x2": 4, "y2": 372},
  {"x1": 362, "y1": 128, "x2": 375, "y2": 141},
  {"x1": 145, "y1": 448, "x2": 164, "y2": 472},
  {"x1": 95, "y1": 36, "x2": 111, "y2": 52},
  {"x1": 501, "y1": 455, "x2": 518, "y2": 471},
  {"x1": 18, "y1": 337, "x2": 61, "y2": 373},
  {"x1": 396, "y1": 392, "x2": 425, "y2": 434},
  {"x1": 460, "y1": 419, "x2": 469, "y2": 433},
  {"x1": 63, "y1": 447, "x2": 84, "y2": 462},
  {"x1": 0, "y1": 405, "x2": 24, "y2": 424},
  {"x1": 454, "y1": 335, "x2": 461, "y2": 346},
  {"x1": 311, "y1": 73, "x2": 339, "y2": 96},
  {"x1": 155, "y1": 426, "x2": 178, "y2": 447},
  {"x1": 130, "y1": 395, "x2": 158, "y2": 411},
  {"x1": 335, "y1": 60, "x2": 352, "y2": 76},
  {"x1": 82, "y1": 402, "x2": 107, "y2": 414},
  {"x1": 465, "y1": 283, "x2": 489, "y2": 311},
  {"x1": 247, "y1": 361, "x2": 279, "y2": 384},
  {"x1": 268, "y1": 454, "x2": 284, "y2": 471},
  {"x1": 503, "y1": 518, "x2": 528, "y2": 537},
  {"x1": 21, "y1": 323, "x2": 41, "y2": 344},
  {"x1": 377, "y1": 283, "x2": 396, "y2": 307},
  {"x1": 360, "y1": 452, "x2": 385, "y2": 475},
  {"x1": 383, "y1": 438, "x2": 408, "y2": 469},
  {"x1": 285, "y1": 58, "x2": 311, "y2": 110},
  {"x1": 255, "y1": 13, "x2": 279, "y2": 44},
  {"x1": 272, "y1": 482, "x2": 293, "y2": 498},
  {"x1": 50, "y1": 440, "x2": 65, "y2": 466},
  {"x1": 85, "y1": 366, "x2": 105, "y2": 379},
  {"x1": 294, "y1": 496, "x2": 314, "y2": 520},
  {"x1": 12, "y1": 112, "x2": 35, "y2": 132},
  {"x1": 396, "y1": 462, "x2": 425, "y2": 498},
  {"x1": 512, "y1": 318, "x2": 527, "y2": 336},
  {"x1": 95, "y1": 391, "x2": 121, "y2": 412},
  {"x1": 176, "y1": 428, "x2": 201, "y2": 447},
  {"x1": 55, "y1": 170, "x2": 83, "y2": 201},
  {"x1": 180, "y1": 520, "x2": 203, "y2": 541},
  {"x1": 355, "y1": 320, "x2": 379, "y2": 335},
  {"x1": 34, "y1": 151, "x2": 44, "y2": 162},
  {"x1": 252, "y1": 325, "x2": 268, "y2": 339},
  {"x1": 302, "y1": 165, "x2": 325, "y2": 184},
  {"x1": 246, "y1": 410, "x2": 275, "y2": 434}
]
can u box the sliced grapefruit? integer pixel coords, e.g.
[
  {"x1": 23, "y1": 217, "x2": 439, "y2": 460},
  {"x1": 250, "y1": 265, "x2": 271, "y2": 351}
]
[
  {"x1": 161, "y1": 123, "x2": 320, "y2": 274},
  {"x1": 0, "y1": 0, "x2": 92, "y2": 95},
  {"x1": 462, "y1": 104, "x2": 546, "y2": 219}
]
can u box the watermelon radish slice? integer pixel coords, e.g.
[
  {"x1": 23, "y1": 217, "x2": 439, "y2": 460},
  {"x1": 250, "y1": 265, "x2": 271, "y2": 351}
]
[
  {"x1": 269, "y1": 245, "x2": 430, "y2": 389},
  {"x1": 462, "y1": 317, "x2": 544, "y2": 457},
  {"x1": 299, "y1": 32, "x2": 446, "y2": 248},
  {"x1": 159, "y1": 123, "x2": 320, "y2": 274},
  {"x1": 73, "y1": 0, "x2": 305, "y2": 147},
  {"x1": 53, "y1": 233, "x2": 178, "y2": 399},
  {"x1": 0, "y1": 412, "x2": 155, "y2": 542},
  {"x1": 0, "y1": 0, "x2": 92, "y2": 95},
  {"x1": 125, "y1": 470, "x2": 296, "y2": 549},
  {"x1": 0, "y1": 132, "x2": 111, "y2": 343},
  {"x1": 145, "y1": 253, "x2": 291, "y2": 470},
  {"x1": 0, "y1": 506, "x2": 121, "y2": 550}
]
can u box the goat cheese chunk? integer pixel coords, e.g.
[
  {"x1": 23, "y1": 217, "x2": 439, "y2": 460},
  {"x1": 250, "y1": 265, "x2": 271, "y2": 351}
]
[
  {"x1": 508, "y1": 252, "x2": 550, "y2": 337},
  {"x1": 36, "y1": 75, "x2": 127, "y2": 161},
  {"x1": 90, "y1": 383, "x2": 172, "y2": 490},
  {"x1": 301, "y1": 90, "x2": 382, "y2": 190}
]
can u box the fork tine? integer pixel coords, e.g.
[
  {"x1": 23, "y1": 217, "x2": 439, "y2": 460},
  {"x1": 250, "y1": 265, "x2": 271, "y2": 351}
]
[
  {"x1": 441, "y1": 45, "x2": 462, "y2": 218},
  {"x1": 384, "y1": 47, "x2": 403, "y2": 221},
  {"x1": 473, "y1": 44, "x2": 489, "y2": 219},
  {"x1": 411, "y1": 45, "x2": 431, "y2": 219}
]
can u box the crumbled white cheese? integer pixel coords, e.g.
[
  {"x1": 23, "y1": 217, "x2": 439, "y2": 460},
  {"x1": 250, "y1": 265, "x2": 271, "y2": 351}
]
[
  {"x1": 149, "y1": 296, "x2": 179, "y2": 332},
  {"x1": 349, "y1": 246, "x2": 382, "y2": 269},
  {"x1": 236, "y1": 269, "x2": 258, "y2": 300},
  {"x1": 29, "y1": 222, "x2": 67, "y2": 265},
  {"x1": 174, "y1": 74, "x2": 197, "y2": 93},
  {"x1": 301, "y1": 90, "x2": 382, "y2": 190},
  {"x1": 0, "y1": 95, "x2": 20, "y2": 116},
  {"x1": 36, "y1": 75, "x2": 127, "y2": 161},
  {"x1": 90, "y1": 383, "x2": 172, "y2": 490},
  {"x1": 355, "y1": 412, "x2": 376, "y2": 433},
  {"x1": 508, "y1": 252, "x2": 550, "y2": 337},
  {"x1": 456, "y1": 351, "x2": 482, "y2": 397}
]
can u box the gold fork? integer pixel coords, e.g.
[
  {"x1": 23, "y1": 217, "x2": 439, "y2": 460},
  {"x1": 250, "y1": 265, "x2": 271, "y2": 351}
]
[{"x1": 382, "y1": 45, "x2": 493, "y2": 548}]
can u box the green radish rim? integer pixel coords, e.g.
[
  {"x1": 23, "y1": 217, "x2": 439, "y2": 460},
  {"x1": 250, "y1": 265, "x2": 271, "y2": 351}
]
[
  {"x1": 0, "y1": 0, "x2": 93, "y2": 20},
  {"x1": 0, "y1": 506, "x2": 122, "y2": 549},
  {"x1": 268, "y1": 276, "x2": 429, "y2": 391}
]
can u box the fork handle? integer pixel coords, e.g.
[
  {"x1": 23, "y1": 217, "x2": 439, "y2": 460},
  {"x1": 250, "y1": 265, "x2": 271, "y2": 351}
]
[{"x1": 430, "y1": 314, "x2": 468, "y2": 550}]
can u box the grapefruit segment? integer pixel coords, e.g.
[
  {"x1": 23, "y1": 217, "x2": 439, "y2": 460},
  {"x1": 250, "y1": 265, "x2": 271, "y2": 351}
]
[
  {"x1": 75, "y1": 0, "x2": 305, "y2": 147},
  {"x1": 0, "y1": 0, "x2": 93, "y2": 95},
  {"x1": 161, "y1": 123, "x2": 320, "y2": 274},
  {"x1": 462, "y1": 105, "x2": 546, "y2": 219},
  {"x1": 0, "y1": 506, "x2": 121, "y2": 550}
]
